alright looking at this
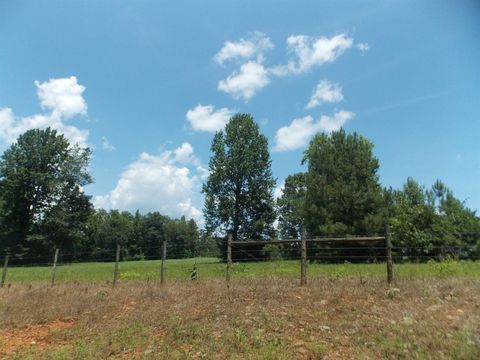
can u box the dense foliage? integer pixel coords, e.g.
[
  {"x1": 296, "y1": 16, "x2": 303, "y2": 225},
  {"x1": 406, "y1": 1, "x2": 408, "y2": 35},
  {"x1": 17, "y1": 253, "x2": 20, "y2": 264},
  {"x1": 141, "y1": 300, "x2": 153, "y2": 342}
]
[
  {"x1": 302, "y1": 129, "x2": 386, "y2": 237},
  {"x1": 277, "y1": 129, "x2": 479, "y2": 261},
  {"x1": 0, "y1": 128, "x2": 93, "y2": 257},
  {"x1": 203, "y1": 113, "x2": 276, "y2": 241},
  {"x1": 0, "y1": 128, "x2": 208, "y2": 263},
  {"x1": 388, "y1": 178, "x2": 480, "y2": 259},
  {"x1": 276, "y1": 172, "x2": 306, "y2": 240},
  {"x1": 77, "y1": 210, "x2": 212, "y2": 262}
]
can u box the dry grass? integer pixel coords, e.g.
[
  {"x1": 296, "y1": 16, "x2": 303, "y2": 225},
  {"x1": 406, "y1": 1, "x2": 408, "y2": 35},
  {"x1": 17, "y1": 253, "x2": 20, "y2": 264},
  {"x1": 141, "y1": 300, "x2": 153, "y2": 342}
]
[{"x1": 1, "y1": 277, "x2": 479, "y2": 359}]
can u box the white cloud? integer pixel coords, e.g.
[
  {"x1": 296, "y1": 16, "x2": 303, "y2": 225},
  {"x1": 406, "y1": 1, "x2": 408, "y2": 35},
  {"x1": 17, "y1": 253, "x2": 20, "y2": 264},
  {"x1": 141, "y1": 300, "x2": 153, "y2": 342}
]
[
  {"x1": 274, "y1": 180, "x2": 285, "y2": 200},
  {"x1": 173, "y1": 142, "x2": 195, "y2": 163},
  {"x1": 0, "y1": 109, "x2": 89, "y2": 148},
  {"x1": 218, "y1": 60, "x2": 270, "y2": 100},
  {"x1": 271, "y1": 33, "x2": 353, "y2": 76},
  {"x1": 94, "y1": 143, "x2": 205, "y2": 224},
  {"x1": 274, "y1": 110, "x2": 355, "y2": 152},
  {"x1": 306, "y1": 80, "x2": 344, "y2": 109},
  {"x1": 186, "y1": 104, "x2": 235, "y2": 132},
  {"x1": 318, "y1": 110, "x2": 355, "y2": 132},
  {"x1": 0, "y1": 77, "x2": 90, "y2": 148},
  {"x1": 173, "y1": 142, "x2": 210, "y2": 180},
  {"x1": 101, "y1": 136, "x2": 116, "y2": 151},
  {"x1": 274, "y1": 115, "x2": 318, "y2": 152},
  {"x1": 357, "y1": 42, "x2": 370, "y2": 55},
  {"x1": 214, "y1": 31, "x2": 273, "y2": 65},
  {"x1": 214, "y1": 32, "x2": 358, "y2": 101},
  {"x1": 35, "y1": 76, "x2": 87, "y2": 118}
]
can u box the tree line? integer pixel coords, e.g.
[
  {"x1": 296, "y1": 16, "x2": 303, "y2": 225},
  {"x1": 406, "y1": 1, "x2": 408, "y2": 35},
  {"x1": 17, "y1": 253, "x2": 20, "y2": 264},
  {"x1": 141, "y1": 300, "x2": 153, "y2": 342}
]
[
  {"x1": 1, "y1": 116, "x2": 479, "y2": 263},
  {"x1": 0, "y1": 129, "x2": 217, "y2": 263},
  {"x1": 203, "y1": 114, "x2": 480, "y2": 261}
]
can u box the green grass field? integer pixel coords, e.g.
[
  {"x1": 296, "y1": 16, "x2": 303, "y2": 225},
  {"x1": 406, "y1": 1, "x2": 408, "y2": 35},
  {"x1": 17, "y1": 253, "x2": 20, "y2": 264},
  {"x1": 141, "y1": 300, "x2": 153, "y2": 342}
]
[{"x1": 4, "y1": 257, "x2": 480, "y2": 283}]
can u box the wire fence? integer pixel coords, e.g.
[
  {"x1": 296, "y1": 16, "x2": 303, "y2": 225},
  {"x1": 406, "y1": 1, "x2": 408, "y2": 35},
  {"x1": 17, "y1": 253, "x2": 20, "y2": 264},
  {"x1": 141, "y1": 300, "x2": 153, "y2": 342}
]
[
  {"x1": 1, "y1": 245, "x2": 478, "y2": 266},
  {"x1": 1, "y1": 236, "x2": 479, "y2": 288}
]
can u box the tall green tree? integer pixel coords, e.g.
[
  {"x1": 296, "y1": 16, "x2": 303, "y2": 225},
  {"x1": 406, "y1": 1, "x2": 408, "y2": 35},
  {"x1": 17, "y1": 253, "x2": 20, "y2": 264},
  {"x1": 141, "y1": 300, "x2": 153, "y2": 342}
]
[
  {"x1": 276, "y1": 172, "x2": 306, "y2": 239},
  {"x1": 203, "y1": 113, "x2": 276, "y2": 241},
  {"x1": 0, "y1": 128, "x2": 93, "y2": 257},
  {"x1": 303, "y1": 129, "x2": 384, "y2": 236}
]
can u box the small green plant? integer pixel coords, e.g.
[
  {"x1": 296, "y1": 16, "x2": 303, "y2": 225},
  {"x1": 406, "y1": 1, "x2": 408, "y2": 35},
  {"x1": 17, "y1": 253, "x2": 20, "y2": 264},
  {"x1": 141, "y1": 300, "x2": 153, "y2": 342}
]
[
  {"x1": 430, "y1": 256, "x2": 459, "y2": 278},
  {"x1": 329, "y1": 265, "x2": 347, "y2": 282}
]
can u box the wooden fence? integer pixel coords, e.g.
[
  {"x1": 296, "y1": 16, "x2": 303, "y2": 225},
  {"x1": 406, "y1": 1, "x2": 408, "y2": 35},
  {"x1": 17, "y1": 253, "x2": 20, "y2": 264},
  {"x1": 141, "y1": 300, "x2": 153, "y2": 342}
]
[{"x1": 227, "y1": 226, "x2": 393, "y2": 285}]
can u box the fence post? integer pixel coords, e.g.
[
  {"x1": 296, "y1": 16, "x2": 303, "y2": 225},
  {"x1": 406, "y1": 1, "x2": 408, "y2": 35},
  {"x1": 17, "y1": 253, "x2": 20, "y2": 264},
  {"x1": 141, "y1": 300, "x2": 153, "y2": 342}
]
[
  {"x1": 50, "y1": 248, "x2": 59, "y2": 287},
  {"x1": 300, "y1": 227, "x2": 307, "y2": 286},
  {"x1": 385, "y1": 225, "x2": 393, "y2": 284},
  {"x1": 113, "y1": 244, "x2": 121, "y2": 287},
  {"x1": 1, "y1": 255, "x2": 9, "y2": 288},
  {"x1": 161, "y1": 240, "x2": 166, "y2": 285},
  {"x1": 226, "y1": 233, "x2": 232, "y2": 282}
]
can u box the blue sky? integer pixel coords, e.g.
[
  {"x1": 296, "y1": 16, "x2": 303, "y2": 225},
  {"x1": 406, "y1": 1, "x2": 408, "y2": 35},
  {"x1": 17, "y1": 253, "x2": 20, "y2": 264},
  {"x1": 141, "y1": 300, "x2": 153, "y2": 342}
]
[{"x1": 1, "y1": 0, "x2": 479, "y2": 224}]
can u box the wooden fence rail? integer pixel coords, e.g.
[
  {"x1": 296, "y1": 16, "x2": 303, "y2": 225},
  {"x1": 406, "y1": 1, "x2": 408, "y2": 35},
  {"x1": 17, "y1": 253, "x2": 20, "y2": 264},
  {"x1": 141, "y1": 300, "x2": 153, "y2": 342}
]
[{"x1": 228, "y1": 228, "x2": 392, "y2": 286}]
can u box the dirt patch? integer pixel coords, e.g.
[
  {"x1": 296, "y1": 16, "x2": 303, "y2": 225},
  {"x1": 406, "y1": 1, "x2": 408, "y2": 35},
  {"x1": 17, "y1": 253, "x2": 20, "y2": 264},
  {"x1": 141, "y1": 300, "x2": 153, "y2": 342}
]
[{"x1": 0, "y1": 319, "x2": 75, "y2": 357}]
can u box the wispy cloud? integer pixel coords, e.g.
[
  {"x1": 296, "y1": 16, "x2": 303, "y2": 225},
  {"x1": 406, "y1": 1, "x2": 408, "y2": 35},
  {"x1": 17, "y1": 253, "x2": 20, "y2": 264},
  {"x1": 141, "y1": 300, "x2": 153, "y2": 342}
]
[
  {"x1": 357, "y1": 42, "x2": 370, "y2": 55},
  {"x1": 101, "y1": 136, "x2": 116, "y2": 151},
  {"x1": 270, "y1": 33, "x2": 354, "y2": 76},
  {"x1": 214, "y1": 31, "x2": 273, "y2": 65},
  {"x1": 360, "y1": 91, "x2": 450, "y2": 114}
]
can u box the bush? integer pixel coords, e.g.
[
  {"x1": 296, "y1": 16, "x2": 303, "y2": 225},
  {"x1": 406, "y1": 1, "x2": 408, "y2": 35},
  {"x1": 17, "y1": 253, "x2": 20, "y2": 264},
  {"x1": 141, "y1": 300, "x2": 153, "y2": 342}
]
[{"x1": 261, "y1": 244, "x2": 283, "y2": 261}]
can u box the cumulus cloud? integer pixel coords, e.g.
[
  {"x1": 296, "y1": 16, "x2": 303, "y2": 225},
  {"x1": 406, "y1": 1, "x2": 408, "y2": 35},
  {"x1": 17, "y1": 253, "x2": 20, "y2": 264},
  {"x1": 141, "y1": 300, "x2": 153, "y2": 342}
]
[
  {"x1": 35, "y1": 76, "x2": 88, "y2": 118},
  {"x1": 306, "y1": 80, "x2": 344, "y2": 109},
  {"x1": 186, "y1": 104, "x2": 235, "y2": 132},
  {"x1": 274, "y1": 110, "x2": 355, "y2": 152},
  {"x1": 215, "y1": 32, "x2": 358, "y2": 101},
  {"x1": 214, "y1": 31, "x2": 273, "y2": 65},
  {"x1": 274, "y1": 115, "x2": 318, "y2": 152},
  {"x1": 173, "y1": 142, "x2": 210, "y2": 180},
  {"x1": 0, "y1": 76, "x2": 90, "y2": 148},
  {"x1": 218, "y1": 60, "x2": 270, "y2": 100},
  {"x1": 271, "y1": 33, "x2": 353, "y2": 76},
  {"x1": 0, "y1": 110, "x2": 89, "y2": 148},
  {"x1": 173, "y1": 142, "x2": 195, "y2": 163},
  {"x1": 94, "y1": 143, "x2": 205, "y2": 224},
  {"x1": 318, "y1": 110, "x2": 355, "y2": 132}
]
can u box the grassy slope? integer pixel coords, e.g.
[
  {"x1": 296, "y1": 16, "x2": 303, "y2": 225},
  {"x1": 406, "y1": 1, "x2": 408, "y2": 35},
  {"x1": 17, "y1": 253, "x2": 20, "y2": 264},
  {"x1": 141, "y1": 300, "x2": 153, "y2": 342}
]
[
  {"x1": 4, "y1": 258, "x2": 480, "y2": 283},
  {"x1": 1, "y1": 277, "x2": 479, "y2": 359}
]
